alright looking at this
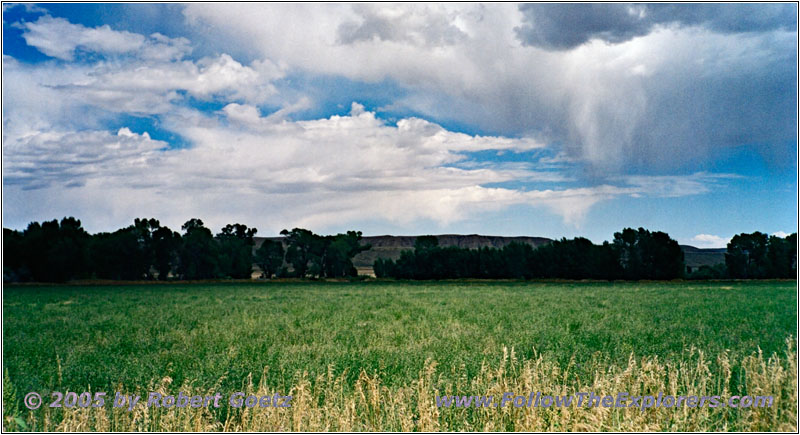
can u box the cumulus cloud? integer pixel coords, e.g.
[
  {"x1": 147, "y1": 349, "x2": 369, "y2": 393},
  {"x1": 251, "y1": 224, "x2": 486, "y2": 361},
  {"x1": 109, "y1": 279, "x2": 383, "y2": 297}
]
[
  {"x1": 3, "y1": 100, "x2": 635, "y2": 233},
  {"x1": 3, "y1": 128, "x2": 165, "y2": 190},
  {"x1": 56, "y1": 54, "x2": 281, "y2": 114},
  {"x1": 21, "y1": 15, "x2": 192, "y2": 61},
  {"x1": 515, "y1": 3, "x2": 797, "y2": 50},
  {"x1": 181, "y1": 4, "x2": 796, "y2": 175},
  {"x1": 337, "y1": 4, "x2": 468, "y2": 46},
  {"x1": 9, "y1": 14, "x2": 283, "y2": 120},
  {"x1": 161, "y1": 103, "x2": 552, "y2": 198},
  {"x1": 3, "y1": 6, "x2": 783, "y2": 235}
]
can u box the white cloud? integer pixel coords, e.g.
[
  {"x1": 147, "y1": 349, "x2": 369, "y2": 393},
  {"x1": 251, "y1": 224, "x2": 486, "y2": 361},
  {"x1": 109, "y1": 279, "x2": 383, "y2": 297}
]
[
  {"x1": 7, "y1": 14, "x2": 284, "y2": 122},
  {"x1": 772, "y1": 231, "x2": 790, "y2": 238},
  {"x1": 60, "y1": 53, "x2": 282, "y2": 113},
  {"x1": 21, "y1": 15, "x2": 191, "y2": 61},
  {"x1": 3, "y1": 3, "x2": 48, "y2": 14},
  {"x1": 689, "y1": 234, "x2": 731, "y2": 248},
  {"x1": 3, "y1": 128, "x2": 166, "y2": 190},
  {"x1": 2, "y1": 9, "x2": 757, "y2": 235},
  {"x1": 3, "y1": 101, "x2": 628, "y2": 233},
  {"x1": 620, "y1": 172, "x2": 742, "y2": 198},
  {"x1": 182, "y1": 4, "x2": 795, "y2": 173},
  {"x1": 336, "y1": 4, "x2": 469, "y2": 46}
]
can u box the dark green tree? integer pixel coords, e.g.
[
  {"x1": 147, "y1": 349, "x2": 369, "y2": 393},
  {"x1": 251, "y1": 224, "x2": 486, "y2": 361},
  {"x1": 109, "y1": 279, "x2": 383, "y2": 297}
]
[
  {"x1": 3, "y1": 228, "x2": 28, "y2": 281},
  {"x1": 280, "y1": 228, "x2": 322, "y2": 278},
  {"x1": 87, "y1": 218, "x2": 175, "y2": 280},
  {"x1": 21, "y1": 217, "x2": 91, "y2": 282},
  {"x1": 612, "y1": 228, "x2": 683, "y2": 280},
  {"x1": 254, "y1": 239, "x2": 285, "y2": 279},
  {"x1": 323, "y1": 231, "x2": 370, "y2": 277},
  {"x1": 131, "y1": 218, "x2": 163, "y2": 279},
  {"x1": 766, "y1": 233, "x2": 797, "y2": 278},
  {"x1": 687, "y1": 263, "x2": 727, "y2": 280},
  {"x1": 612, "y1": 228, "x2": 643, "y2": 279},
  {"x1": 216, "y1": 223, "x2": 257, "y2": 279},
  {"x1": 726, "y1": 232, "x2": 769, "y2": 279},
  {"x1": 477, "y1": 246, "x2": 505, "y2": 278},
  {"x1": 500, "y1": 242, "x2": 534, "y2": 279},
  {"x1": 786, "y1": 233, "x2": 797, "y2": 276},
  {"x1": 152, "y1": 226, "x2": 181, "y2": 280},
  {"x1": 373, "y1": 257, "x2": 395, "y2": 278},
  {"x1": 414, "y1": 235, "x2": 439, "y2": 252},
  {"x1": 280, "y1": 228, "x2": 370, "y2": 278},
  {"x1": 411, "y1": 235, "x2": 440, "y2": 279},
  {"x1": 178, "y1": 219, "x2": 219, "y2": 280},
  {"x1": 90, "y1": 227, "x2": 149, "y2": 280}
]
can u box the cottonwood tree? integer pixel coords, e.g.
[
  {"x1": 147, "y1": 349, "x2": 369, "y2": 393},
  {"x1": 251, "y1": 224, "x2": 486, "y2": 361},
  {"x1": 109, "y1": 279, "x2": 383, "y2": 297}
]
[
  {"x1": 254, "y1": 239, "x2": 285, "y2": 279},
  {"x1": 726, "y1": 231, "x2": 796, "y2": 279},
  {"x1": 21, "y1": 217, "x2": 91, "y2": 282},
  {"x1": 152, "y1": 225, "x2": 181, "y2": 280},
  {"x1": 323, "y1": 231, "x2": 370, "y2": 277},
  {"x1": 90, "y1": 226, "x2": 149, "y2": 280},
  {"x1": 216, "y1": 223, "x2": 257, "y2": 279},
  {"x1": 613, "y1": 227, "x2": 683, "y2": 280},
  {"x1": 280, "y1": 228, "x2": 320, "y2": 278},
  {"x1": 725, "y1": 232, "x2": 769, "y2": 279},
  {"x1": 280, "y1": 228, "x2": 370, "y2": 278},
  {"x1": 179, "y1": 219, "x2": 219, "y2": 280}
]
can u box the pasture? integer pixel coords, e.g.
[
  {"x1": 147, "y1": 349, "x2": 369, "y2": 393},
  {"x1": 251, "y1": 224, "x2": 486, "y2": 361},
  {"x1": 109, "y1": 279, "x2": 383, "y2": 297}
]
[{"x1": 3, "y1": 281, "x2": 796, "y2": 431}]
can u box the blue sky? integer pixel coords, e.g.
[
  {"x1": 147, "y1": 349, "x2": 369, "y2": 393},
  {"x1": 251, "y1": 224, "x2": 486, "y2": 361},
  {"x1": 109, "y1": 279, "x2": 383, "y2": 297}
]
[{"x1": 2, "y1": 3, "x2": 797, "y2": 247}]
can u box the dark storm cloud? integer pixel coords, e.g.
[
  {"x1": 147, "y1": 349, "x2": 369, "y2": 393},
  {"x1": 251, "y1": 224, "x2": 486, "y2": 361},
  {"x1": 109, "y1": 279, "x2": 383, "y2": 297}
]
[{"x1": 515, "y1": 3, "x2": 797, "y2": 50}]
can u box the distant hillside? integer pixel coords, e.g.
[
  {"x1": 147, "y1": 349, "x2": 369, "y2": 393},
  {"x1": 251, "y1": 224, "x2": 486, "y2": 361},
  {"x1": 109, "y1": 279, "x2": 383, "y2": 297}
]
[
  {"x1": 255, "y1": 235, "x2": 727, "y2": 275},
  {"x1": 681, "y1": 245, "x2": 727, "y2": 269}
]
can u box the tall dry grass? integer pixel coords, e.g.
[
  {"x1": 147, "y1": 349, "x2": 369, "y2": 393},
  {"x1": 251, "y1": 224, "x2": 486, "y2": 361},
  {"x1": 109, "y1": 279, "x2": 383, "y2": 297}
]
[{"x1": 4, "y1": 338, "x2": 796, "y2": 432}]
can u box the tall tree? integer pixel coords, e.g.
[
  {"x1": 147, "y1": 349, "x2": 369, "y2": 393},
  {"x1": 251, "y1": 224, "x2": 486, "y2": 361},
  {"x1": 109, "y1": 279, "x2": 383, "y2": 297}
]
[
  {"x1": 254, "y1": 239, "x2": 285, "y2": 279},
  {"x1": 412, "y1": 235, "x2": 440, "y2": 279},
  {"x1": 612, "y1": 228, "x2": 643, "y2": 279},
  {"x1": 90, "y1": 227, "x2": 149, "y2": 280},
  {"x1": 501, "y1": 242, "x2": 534, "y2": 279},
  {"x1": 152, "y1": 225, "x2": 181, "y2": 280},
  {"x1": 612, "y1": 228, "x2": 683, "y2": 280},
  {"x1": 323, "y1": 231, "x2": 371, "y2": 277},
  {"x1": 414, "y1": 235, "x2": 439, "y2": 252},
  {"x1": 726, "y1": 232, "x2": 769, "y2": 279},
  {"x1": 178, "y1": 219, "x2": 219, "y2": 280},
  {"x1": 765, "y1": 233, "x2": 796, "y2": 278},
  {"x1": 216, "y1": 223, "x2": 258, "y2": 279},
  {"x1": 131, "y1": 218, "x2": 162, "y2": 279},
  {"x1": 3, "y1": 228, "x2": 27, "y2": 281},
  {"x1": 280, "y1": 228, "x2": 321, "y2": 278},
  {"x1": 21, "y1": 217, "x2": 91, "y2": 282},
  {"x1": 280, "y1": 228, "x2": 370, "y2": 278}
]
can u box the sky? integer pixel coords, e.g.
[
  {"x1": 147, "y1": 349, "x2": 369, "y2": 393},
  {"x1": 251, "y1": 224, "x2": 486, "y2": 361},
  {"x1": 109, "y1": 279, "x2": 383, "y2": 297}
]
[{"x1": 2, "y1": 3, "x2": 797, "y2": 247}]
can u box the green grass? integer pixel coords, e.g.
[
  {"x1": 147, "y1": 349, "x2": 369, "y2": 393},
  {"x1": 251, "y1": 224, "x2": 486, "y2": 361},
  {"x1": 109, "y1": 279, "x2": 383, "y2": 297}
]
[{"x1": 4, "y1": 280, "x2": 795, "y2": 398}]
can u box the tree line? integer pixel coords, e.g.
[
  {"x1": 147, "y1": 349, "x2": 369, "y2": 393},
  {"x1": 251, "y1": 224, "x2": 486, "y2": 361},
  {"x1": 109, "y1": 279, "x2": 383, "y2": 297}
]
[
  {"x1": 3, "y1": 217, "x2": 368, "y2": 282},
  {"x1": 724, "y1": 231, "x2": 796, "y2": 279},
  {"x1": 374, "y1": 228, "x2": 684, "y2": 280},
  {"x1": 374, "y1": 228, "x2": 796, "y2": 280},
  {"x1": 3, "y1": 217, "x2": 795, "y2": 282}
]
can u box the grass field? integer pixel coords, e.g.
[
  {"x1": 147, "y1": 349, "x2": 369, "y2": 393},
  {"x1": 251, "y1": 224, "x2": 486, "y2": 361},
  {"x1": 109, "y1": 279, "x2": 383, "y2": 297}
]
[{"x1": 3, "y1": 281, "x2": 797, "y2": 431}]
